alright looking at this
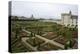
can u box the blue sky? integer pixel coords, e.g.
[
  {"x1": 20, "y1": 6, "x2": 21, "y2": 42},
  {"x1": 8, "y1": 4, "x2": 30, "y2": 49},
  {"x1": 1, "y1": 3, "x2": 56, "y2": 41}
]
[{"x1": 12, "y1": 1, "x2": 78, "y2": 19}]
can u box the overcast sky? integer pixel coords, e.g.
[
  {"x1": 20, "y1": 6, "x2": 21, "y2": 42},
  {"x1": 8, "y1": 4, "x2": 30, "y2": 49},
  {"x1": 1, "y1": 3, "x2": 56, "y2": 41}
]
[{"x1": 11, "y1": 1, "x2": 78, "y2": 19}]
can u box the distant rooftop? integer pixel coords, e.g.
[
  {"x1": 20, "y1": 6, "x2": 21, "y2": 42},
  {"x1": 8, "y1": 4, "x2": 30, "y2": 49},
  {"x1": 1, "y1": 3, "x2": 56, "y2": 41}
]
[{"x1": 61, "y1": 11, "x2": 78, "y2": 19}]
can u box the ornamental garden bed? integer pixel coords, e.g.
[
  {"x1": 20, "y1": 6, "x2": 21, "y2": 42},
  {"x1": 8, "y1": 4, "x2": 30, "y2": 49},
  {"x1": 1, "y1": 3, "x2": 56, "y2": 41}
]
[
  {"x1": 11, "y1": 38, "x2": 29, "y2": 53},
  {"x1": 38, "y1": 43, "x2": 62, "y2": 51},
  {"x1": 54, "y1": 36, "x2": 67, "y2": 45},
  {"x1": 26, "y1": 37, "x2": 45, "y2": 47},
  {"x1": 72, "y1": 41, "x2": 78, "y2": 49},
  {"x1": 20, "y1": 31, "x2": 30, "y2": 37},
  {"x1": 72, "y1": 31, "x2": 78, "y2": 38},
  {"x1": 42, "y1": 32, "x2": 58, "y2": 40},
  {"x1": 54, "y1": 36, "x2": 76, "y2": 47}
]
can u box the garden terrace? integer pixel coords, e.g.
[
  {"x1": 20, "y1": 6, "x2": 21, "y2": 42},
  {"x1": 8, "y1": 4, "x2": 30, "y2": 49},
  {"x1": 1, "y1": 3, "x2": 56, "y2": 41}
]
[{"x1": 11, "y1": 19, "x2": 78, "y2": 52}]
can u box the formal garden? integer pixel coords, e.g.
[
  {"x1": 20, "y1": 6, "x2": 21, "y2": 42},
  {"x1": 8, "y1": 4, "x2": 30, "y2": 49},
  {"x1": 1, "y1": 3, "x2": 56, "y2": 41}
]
[{"x1": 11, "y1": 17, "x2": 78, "y2": 52}]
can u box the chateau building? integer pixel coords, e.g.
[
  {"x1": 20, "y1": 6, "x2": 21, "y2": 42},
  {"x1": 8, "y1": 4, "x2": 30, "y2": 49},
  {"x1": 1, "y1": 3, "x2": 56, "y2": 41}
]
[{"x1": 61, "y1": 11, "x2": 78, "y2": 28}]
